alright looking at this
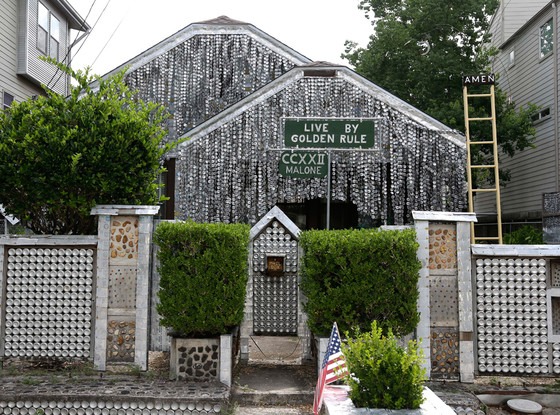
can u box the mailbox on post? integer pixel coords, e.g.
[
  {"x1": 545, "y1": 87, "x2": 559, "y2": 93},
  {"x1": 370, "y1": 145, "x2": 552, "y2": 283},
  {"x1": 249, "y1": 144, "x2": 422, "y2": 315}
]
[{"x1": 266, "y1": 254, "x2": 285, "y2": 276}]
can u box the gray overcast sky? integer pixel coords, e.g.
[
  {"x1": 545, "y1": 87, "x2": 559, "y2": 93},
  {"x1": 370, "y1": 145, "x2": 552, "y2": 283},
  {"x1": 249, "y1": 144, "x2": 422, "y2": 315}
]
[{"x1": 70, "y1": 0, "x2": 374, "y2": 76}]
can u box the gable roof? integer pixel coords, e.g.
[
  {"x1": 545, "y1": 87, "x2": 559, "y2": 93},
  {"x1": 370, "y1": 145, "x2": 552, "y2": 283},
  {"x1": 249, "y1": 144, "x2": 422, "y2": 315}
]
[
  {"x1": 174, "y1": 60, "x2": 467, "y2": 225},
  {"x1": 249, "y1": 206, "x2": 301, "y2": 240},
  {"x1": 99, "y1": 15, "x2": 311, "y2": 79},
  {"x1": 178, "y1": 61, "x2": 465, "y2": 148}
]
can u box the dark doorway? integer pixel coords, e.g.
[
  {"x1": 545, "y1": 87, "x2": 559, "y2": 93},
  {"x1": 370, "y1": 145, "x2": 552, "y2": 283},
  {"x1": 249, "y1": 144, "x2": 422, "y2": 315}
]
[{"x1": 277, "y1": 199, "x2": 359, "y2": 230}]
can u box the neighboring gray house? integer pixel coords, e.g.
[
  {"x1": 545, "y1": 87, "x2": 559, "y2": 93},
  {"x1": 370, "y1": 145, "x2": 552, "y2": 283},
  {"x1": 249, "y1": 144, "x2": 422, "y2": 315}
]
[
  {"x1": 101, "y1": 16, "x2": 467, "y2": 228},
  {"x1": 484, "y1": 0, "x2": 557, "y2": 232},
  {"x1": 0, "y1": 0, "x2": 89, "y2": 106},
  {"x1": 489, "y1": 0, "x2": 549, "y2": 47}
]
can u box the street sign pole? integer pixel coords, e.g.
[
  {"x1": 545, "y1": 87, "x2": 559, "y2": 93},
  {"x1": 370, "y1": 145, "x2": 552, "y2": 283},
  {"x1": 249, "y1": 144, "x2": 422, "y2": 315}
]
[{"x1": 326, "y1": 151, "x2": 331, "y2": 230}]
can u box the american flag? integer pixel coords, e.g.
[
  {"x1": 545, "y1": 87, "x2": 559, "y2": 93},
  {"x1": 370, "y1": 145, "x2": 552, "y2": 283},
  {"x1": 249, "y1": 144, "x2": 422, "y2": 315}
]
[{"x1": 313, "y1": 322, "x2": 349, "y2": 415}]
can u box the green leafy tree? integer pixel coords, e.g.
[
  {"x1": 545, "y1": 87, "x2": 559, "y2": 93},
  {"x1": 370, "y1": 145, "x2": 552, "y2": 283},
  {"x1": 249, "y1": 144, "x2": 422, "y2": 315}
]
[
  {"x1": 344, "y1": 0, "x2": 537, "y2": 178},
  {"x1": 0, "y1": 60, "x2": 176, "y2": 234}
]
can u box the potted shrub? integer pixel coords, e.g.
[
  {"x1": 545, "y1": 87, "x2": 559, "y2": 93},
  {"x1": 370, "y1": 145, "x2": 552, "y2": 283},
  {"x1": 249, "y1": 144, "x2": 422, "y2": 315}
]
[
  {"x1": 342, "y1": 321, "x2": 426, "y2": 410},
  {"x1": 154, "y1": 221, "x2": 249, "y2": 383}
]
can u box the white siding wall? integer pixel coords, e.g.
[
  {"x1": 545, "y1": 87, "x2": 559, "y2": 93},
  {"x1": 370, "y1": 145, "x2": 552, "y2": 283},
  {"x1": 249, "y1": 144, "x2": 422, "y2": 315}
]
[
  {"x1": 482, "y1": 7, "x2": 558, "y2": 221},
  {"x1": 15, "y1": 0, "x2": 71, "y2": 95},
  {"x1": 0, "y1": 0, "x2": 45, "y2": 102},
  {"x1": 489, "y1": 0, "x2": 549, "y2": 46}
]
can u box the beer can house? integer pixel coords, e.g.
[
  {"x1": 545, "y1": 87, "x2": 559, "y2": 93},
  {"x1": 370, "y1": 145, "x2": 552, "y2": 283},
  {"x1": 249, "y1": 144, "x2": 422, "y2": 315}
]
[{"x1": 107, "y1": 16, "x2": 467, "y2": 228}]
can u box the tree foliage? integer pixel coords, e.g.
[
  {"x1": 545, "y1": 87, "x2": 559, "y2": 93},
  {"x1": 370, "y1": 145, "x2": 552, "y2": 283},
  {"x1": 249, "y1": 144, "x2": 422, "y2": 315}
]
[
  {"x1": 344, "y1": 0, "x2": 537, "y2": 172},
  {"x1": 0, "y1": 60, "x2": 176, "y2": 234}
]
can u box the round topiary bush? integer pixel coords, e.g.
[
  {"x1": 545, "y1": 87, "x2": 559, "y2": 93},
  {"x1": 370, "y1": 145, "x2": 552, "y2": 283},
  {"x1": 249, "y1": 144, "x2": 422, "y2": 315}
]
[{"x1": 154, "y1": 221, "x2": 250, "y2": 337}]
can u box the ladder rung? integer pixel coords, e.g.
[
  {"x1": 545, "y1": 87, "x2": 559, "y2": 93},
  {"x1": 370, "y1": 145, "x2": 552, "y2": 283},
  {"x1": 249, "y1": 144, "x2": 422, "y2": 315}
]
[
  {"x1": 466, "y1": 93, "x2": 492, "y2": 98},
  {"x1": 472, "y1": 188, "x2": 497, "y2": 193},
  {"x1": 467, "y1": 117, "x2": 493, "y2": 121},
  {"x1": 465, "y1": 84, "x2": 502, "y2": 244}
]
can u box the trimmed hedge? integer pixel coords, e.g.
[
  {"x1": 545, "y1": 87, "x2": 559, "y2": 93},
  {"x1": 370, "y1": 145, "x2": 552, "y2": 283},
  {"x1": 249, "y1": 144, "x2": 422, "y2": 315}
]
[
  {"x1": 300, "y1": 228, "x2": 421, "y2": 337},
  {"x1": 154, "y1": 221, "x2": 250, "y2": 337}
]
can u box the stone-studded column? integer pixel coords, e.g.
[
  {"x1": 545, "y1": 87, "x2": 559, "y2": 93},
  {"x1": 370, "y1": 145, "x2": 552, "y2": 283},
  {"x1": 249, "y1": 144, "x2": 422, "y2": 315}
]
[
  {"x1": 412, "y1": 218, "x2": 431, "y2": 379},
  {"x1": 93, "y1": 214, "x2": 111, "y2": 371},
  {"x1": 457, "y1": 221, "x2": 474, "y2": 383},
  {"x1": 413, "y1": 211, "x2": 476, "y2": 382},
  {"x1": 91, "y1": 205, "x2": 159, "y2": 371}
]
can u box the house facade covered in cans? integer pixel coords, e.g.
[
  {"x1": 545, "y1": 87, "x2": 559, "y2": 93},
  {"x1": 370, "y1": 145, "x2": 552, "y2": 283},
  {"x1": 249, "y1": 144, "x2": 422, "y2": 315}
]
[{"x1": 102, "y1": 16, "x2": 467, "y2": 229}]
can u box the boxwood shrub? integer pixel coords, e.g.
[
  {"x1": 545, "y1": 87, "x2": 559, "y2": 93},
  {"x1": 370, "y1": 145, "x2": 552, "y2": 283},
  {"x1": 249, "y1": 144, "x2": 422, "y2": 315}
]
[
  {"x1": 342, "y1": 321, "x2": 426, "y2": 409},
  {"x1": 154, "y1": 221, "x2": 250, "y2": 337},
  {"x1": 300, "y1": 227, "x2": 420, "y2": 337}
]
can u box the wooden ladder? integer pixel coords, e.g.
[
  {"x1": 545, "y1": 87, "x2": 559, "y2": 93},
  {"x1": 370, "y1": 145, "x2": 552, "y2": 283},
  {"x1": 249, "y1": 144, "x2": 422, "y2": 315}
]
[{"x1": 462, "y1": 74, "x2": 503, "y2": 244}]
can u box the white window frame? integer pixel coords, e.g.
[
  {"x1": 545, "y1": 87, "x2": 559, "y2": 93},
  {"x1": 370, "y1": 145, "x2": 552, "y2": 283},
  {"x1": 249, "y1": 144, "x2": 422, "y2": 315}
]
[
  {"x1": 508, "y1": 49, "x2": 515, "y2": 67},
  {"x1": 49, "y1": 14, "x2": 60, "y2": 60},
  {"x1": 37, "y1": 1, "x2": 60, "y2": 60},
  {"x1": 540, "y1": 18, "x2": 554, "y2": 59},
  {"x1": 532, "y1": 107, "x2": 551, "y2": 123},
  {"x1": 37, "y1": 2, "x2": 49, "y2": 54},
  {"x1": 2, "y1": 91, "x2": 14, "y2": 111}
]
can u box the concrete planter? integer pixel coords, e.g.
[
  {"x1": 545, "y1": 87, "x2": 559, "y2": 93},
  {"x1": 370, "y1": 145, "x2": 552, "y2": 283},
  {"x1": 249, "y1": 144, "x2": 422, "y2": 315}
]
[
  {"x1": 322, "y1": 385, "x2": 455, "y2": 415},
  {"x1": 169, "y1": 333, "x2": 233, "y2": 386},
  {"x1": 315, "y1": 335, "x2": 454, "y2": 414}
]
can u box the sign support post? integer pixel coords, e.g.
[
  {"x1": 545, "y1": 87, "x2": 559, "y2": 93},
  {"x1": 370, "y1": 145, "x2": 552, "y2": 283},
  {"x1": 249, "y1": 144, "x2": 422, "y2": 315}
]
[{"x1": 326, "y1": 151, "x2": 332, "y2": 230}]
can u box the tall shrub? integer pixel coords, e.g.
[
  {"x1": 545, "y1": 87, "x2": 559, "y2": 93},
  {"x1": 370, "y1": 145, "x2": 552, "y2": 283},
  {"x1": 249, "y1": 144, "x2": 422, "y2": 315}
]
[
  {"x1": 342, "y1": 321, "x2": 426, "y2": 409},
  {"x1": 154, "y1": 221, "x2": 250, "y2": 337},
  {"x1": 300, "y1": 228, "x2": 420, "y2": 337},
  {"x1": 0, "y1": 60, "x2": 175, "y2": 234}
]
